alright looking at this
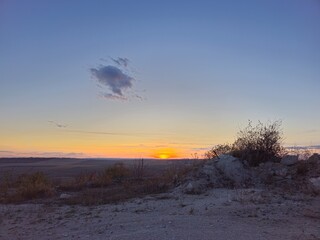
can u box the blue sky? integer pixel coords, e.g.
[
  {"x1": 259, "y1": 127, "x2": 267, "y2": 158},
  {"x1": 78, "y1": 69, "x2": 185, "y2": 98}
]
[{"x1": 0, "y1": 0, "x2": 319, "y2": 158}]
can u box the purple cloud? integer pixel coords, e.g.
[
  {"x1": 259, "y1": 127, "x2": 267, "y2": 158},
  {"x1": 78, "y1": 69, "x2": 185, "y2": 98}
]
[
  {"x1": 90, "y1": 65, "x2": 133, "y2": 96},
  {"x1": 90, "y1": 57, "x2": 144, "y2": 101}
]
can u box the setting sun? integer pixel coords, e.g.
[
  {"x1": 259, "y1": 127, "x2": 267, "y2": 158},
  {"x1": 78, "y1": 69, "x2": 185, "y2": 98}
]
[
  {"x1": 152, "y1": 148, "x2": 178, "y2": 159},
  {"x1": 159, "y1": 153, "x2": 170, "y2": 159}
]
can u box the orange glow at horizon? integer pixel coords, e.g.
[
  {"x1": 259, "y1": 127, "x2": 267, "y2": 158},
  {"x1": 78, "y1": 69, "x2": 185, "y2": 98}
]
[{"x1": 152, "y1": 148, "x2": 179, "y2": 159}]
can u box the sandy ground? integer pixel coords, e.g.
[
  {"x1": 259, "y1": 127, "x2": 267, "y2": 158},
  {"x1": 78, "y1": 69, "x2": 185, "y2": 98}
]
[{"x1": 1, "y1": 188, "x2": 320, "y2": 240}]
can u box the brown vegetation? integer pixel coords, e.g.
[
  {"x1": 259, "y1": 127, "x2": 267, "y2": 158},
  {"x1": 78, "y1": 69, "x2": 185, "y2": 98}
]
[
  {"x1": 0, "y1": 171, "x2": 54, "y2": 203},
  {"x1": 0, "y1": 161, "x2": 195, "y2": 205},
  {"x1": 205, "y1": 120, "x2": 285, "y2": 166}
]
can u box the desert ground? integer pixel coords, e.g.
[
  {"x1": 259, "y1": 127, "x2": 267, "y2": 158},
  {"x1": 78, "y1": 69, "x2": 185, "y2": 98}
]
[{"x1": 0, "y1": 157, "x2": 320, "y2": 240}]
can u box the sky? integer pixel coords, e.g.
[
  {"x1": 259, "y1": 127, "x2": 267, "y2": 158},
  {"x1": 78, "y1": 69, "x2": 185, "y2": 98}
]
[{"x1": 0, "y1": 0, "x2": 319, "y2": 159}]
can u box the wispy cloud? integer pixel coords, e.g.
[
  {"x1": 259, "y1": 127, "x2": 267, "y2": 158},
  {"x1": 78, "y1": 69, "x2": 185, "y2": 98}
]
[
  {"x1": 111, "y1": 57, "x2": 129, "y2": 67},
  {"x1": 64, "y1": 129, "x2": 131, "y2": 136},
  {"x1": 0, "y1": 150, "x2": 86, "y2": 158},
  {"x1": 64, "y1": 129, "x2": 175, "y2": 137},
  {"x1": 90, "y1": 57, "x2": 142, "y2": 101},
  {"x1": 100, "y1": 93, "x2": 128, "y2": 101},
  {"x1": 48, "y1": 120, "x2": 68, "y2": 128}
]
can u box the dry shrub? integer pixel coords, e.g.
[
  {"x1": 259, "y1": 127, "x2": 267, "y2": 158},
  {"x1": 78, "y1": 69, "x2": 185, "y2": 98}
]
[
  {"x1": 103, "y1": 163, "x2": 129, "y2": 183},
  {"x1": 60, "y1": 171, "x2": 99, "y2": 191},
  {"x1": 163, "y1": 163, "x2": 195, "y2": 185},
  {"x1": 60, "y1": 163, "x2": 130, "y2": 191},
  {"x1": 0, "y1": 171, "x2": 55, "y2": 203},
  {"x1": 65, "y1": 177, "x2": 170, "y2": 206},
  {"x1": 232, "y1": 120, "x2": 285, "y2": 166},
  {"x1": 132, "y1": 159, "x2": 145, "y2": 180},
  {"x1": 133, "y1": 178, "x2": 169, "y2": 194},
  {"x1": 0, "y1": 171, "x2": 14, "y2": 200},
  {"x1": 205, "y1": 144, "x2": 232, "y2": 159},
  {"x1": 96, "y1": 171, "x2": 112, "y2": 187},
  {"x1": 205, "y1": 120, "x2": 285, "y2": 166},
  {"x1": 16, "y1": 172, "x2": 54, "y2": 200}
]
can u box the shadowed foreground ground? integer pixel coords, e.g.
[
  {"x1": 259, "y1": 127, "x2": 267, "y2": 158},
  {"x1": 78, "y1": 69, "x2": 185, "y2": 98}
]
[{"x1": 1, "y1": 189, "x2": 320, "y2": 240}]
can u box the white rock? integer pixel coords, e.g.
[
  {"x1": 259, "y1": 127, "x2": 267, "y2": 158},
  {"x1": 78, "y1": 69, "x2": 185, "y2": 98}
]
[
  {"x1": 281, "y1": 155, "x2": 298, "y2": 166},
  {"x1": 183, "y1": 181, "x2": 204, "y2": 194},
  {"x1": 215, "y1": 154, "x2": 249, "y2": 184},
  {"x1": 309, "y1": 177, "x2": 320, "y2": 193}
]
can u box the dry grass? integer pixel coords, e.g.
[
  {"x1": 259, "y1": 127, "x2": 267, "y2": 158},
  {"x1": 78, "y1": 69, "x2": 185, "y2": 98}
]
[
  {"x1": 131, "y1": 159, "x2": 145, "y2": 180},
  {"x1": 0, "y1": 161, "x2": 192, "y2": 205},
  {"x1": 64, "y1": 177, "x2": 170, "y2": 205},
  {"x1": 0, "y1": 171, "x2": 54, "y2": 203},
  {"x1": 163, "y1": 162, "x2": 200, "y2": 186}
]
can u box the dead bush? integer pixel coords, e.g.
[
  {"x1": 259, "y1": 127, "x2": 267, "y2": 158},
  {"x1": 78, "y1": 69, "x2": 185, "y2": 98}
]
[
  {"x1": 0, "y1": 171, "x2": 14, "y2": 200},
  {"x1": 205, "y1": 144, "x2": 232, "y2": 159},
  {"x1": 205, "y1": 120, "x2": 285, "y2": 166},
  {"x1": 163, "y1": 163, "x2": 195, "y2": 185},
  {"x1": 0, "y1": 171, "x2": 55, "y2": 203},
  {"x1": 132, "y1": 159, "x2": 145, "y2": 180},
  {"x1": 134, "y1": 178, "x2": 169, "y2": 194},
  {"x1": 16, "y1": 172, "x2": 54, "y2": 200},
  {"x1": 104, "y1": 163, "x2": 130, "y2": 183},
  {"x1": 232, "y1": 120, "x2": 285, "y2": 166}
]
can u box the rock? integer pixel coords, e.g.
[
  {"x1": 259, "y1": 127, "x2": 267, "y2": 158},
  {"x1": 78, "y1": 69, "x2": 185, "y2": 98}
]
[
  {"x1": 60, "y1": 193, "x2": 72, "y2": 199},
  {"x1": 199, "y1": 163, "x2": 221, "y2": 184},
  {"x1": 274, "y1": 167, "x2": 288, "y2": 177},
  {"x1": 281, "y1": 155, "x2": 298, "y2": 166},
  {"x1": 215, "y1": 154, "x2": 250, "y2": 185},
  {"x1": 308, "y1": 153, "x2": 320, "y2": 164},
  {"x1": 183, "y1": 181, "x2": 205, "y2": 194},
  {"x1": 309, "y1": 177, "x2": 320, "y2": 194}
]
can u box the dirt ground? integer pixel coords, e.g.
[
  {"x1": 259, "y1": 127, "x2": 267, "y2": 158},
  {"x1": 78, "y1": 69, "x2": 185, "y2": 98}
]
[
  {"x1": 1, "y1": 188, "x2": 320, "y2": 240},
  {"x1": 1, "y1": 158, "x2": 320, "y2": 240}
]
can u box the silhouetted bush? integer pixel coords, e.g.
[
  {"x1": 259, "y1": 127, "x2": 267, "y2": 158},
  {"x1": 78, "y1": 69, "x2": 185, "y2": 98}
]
[
  {"x1": 232, "y1": 120, "x2": 284, "y2": 166},
  {"x1": 205, "y1": 144, "x2": 232, "y2": 159},
  {"x1": 205, "y1": 120, "x2": 285, "y2": 166}
]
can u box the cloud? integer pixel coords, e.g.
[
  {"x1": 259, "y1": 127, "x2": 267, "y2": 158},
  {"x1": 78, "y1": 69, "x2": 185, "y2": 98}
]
[
  {"x1": 111, "y1": 57, "x2": 129, "y2": 67},
  {"x1": 65, "y1": 129, "x2": 130, "y2": 136},
  {"x1": 0, "y1": 150, "x2": 86, "y2": 158},
  {"x1": 101, "y1": 93, "x2": 128, "y2": 101},
  {"x1": 90, "y1": 65, "x2": 133, "y2": 96},
  {"x1": 90, "y1": 57, "x2": 144, "y2": 101},
  {"x1": 48, "y1": 120, "x2": 67, "y2": 128}
]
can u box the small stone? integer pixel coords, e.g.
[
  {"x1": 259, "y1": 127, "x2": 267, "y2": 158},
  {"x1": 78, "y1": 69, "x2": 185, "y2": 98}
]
[
  {"x1": 183, "y1": 181, "x2": 205, "y2": 194},
  {"x1": 59, "y1": 193, "x2": 72, "y2": 199}
]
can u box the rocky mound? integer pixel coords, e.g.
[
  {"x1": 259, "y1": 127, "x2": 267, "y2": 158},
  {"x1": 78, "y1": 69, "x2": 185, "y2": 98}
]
[{"x1": 179, "y1": 153, "x2": 320, "y2": 195}]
